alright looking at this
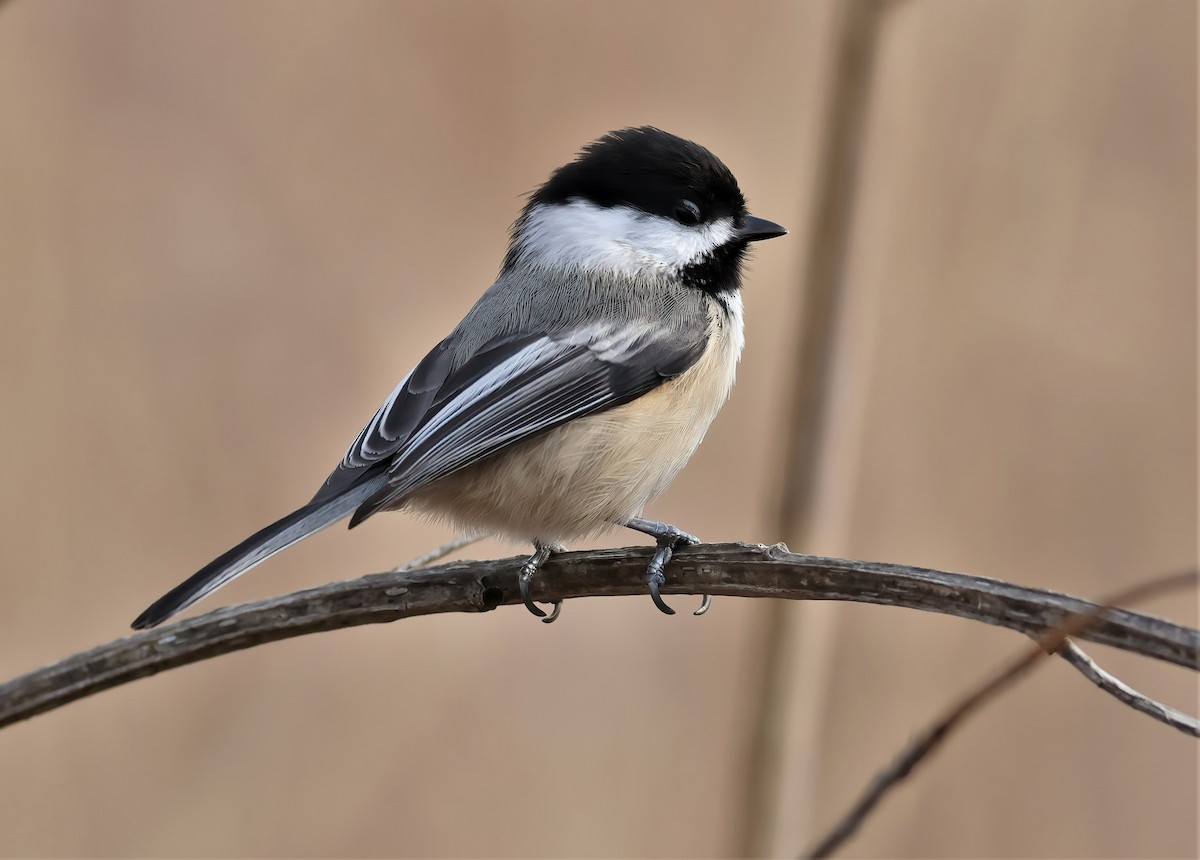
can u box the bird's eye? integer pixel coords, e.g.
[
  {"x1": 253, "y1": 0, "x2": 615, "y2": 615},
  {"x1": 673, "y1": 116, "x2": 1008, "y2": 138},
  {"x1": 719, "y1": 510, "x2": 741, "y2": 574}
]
[{"x1": 673, "y1": 199, "x2": 702, "y2": 226}]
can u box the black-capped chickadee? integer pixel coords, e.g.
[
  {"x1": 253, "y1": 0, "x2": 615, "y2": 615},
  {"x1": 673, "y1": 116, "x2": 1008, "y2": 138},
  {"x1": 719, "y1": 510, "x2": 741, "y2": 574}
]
[{"x1": 132, "y1": 126, "x2": 786, "y2": 629}]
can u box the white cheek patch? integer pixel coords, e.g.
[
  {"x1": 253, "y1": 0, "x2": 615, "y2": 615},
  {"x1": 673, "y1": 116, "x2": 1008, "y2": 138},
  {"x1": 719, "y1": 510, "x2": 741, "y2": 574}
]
[{"x1": 516, "y1": 199, "x2": 735, "y2": 277}]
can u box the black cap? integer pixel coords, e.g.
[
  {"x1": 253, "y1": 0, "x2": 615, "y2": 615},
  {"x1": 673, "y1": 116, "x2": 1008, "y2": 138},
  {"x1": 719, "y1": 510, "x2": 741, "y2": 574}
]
[{"x1": 530, "y1": 126, "x2": 749, "y2": 227}]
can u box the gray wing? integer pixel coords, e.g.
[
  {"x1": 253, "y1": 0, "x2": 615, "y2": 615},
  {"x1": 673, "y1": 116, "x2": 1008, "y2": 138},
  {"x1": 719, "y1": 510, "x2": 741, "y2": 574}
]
[{"x1": 311, "y1": 318, "x2": 708, "y2": 527}]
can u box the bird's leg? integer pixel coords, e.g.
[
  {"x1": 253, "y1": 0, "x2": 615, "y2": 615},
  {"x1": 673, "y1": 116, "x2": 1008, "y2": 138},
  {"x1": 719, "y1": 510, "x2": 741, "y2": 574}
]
[
  {"x1": 623, "y1": 517, "x2": 711, "y2": 616},
  {"x1": 518, "y1": 540, "x2": 564, "y2": 623}
]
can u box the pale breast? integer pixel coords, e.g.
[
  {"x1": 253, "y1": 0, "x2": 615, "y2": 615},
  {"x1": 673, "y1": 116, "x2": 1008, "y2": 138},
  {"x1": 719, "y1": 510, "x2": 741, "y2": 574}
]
[{"x1": 405, "y1": 293, "x2": 745, "y2": 543}]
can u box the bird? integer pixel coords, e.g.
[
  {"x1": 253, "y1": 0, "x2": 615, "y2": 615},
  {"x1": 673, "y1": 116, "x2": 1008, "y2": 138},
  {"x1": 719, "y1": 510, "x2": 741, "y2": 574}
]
[{"x1": 132, "y1": 126, "x2": 786, "y2": 630}]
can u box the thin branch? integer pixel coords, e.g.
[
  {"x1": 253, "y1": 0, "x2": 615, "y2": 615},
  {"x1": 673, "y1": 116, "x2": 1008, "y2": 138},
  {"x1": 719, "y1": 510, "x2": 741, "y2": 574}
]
[
  {"x1": 1051, "y1": 638, "x2": 1199, "y2": 737},
  {"x1": 392, "y1": 533, "x2": 482, "y2": 572},
  {"x1": 0, "y1": 544, "x2": 1196, "y2": 733},
  {"x1": 749, "y1": 2, "x2": 899, "y2": 853},
  {"x1": 803, "y1": 568, "x2": 1199, "y2": 859}
]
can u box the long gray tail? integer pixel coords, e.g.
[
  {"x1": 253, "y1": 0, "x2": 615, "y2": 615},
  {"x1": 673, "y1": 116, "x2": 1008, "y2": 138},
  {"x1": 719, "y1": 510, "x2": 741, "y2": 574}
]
[{"x1": 131, "y1": 476, "x2": 388, "y2": 630}]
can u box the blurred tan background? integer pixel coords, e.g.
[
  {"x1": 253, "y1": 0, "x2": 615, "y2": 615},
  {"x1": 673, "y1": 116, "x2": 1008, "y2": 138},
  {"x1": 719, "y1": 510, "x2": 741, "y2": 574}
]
[{"x1": 0, "y1": 0, "x2": 1195, "y2": 857}]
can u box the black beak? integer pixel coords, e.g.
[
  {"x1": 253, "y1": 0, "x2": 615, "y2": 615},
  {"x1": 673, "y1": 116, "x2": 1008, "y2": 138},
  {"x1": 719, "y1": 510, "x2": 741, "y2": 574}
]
[{"x1": 735, "y1": 214, "x2": 788, "y2": 243}]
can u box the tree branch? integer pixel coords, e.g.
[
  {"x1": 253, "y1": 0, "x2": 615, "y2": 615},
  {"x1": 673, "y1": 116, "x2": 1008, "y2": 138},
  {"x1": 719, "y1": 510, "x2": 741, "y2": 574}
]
[
  {"x1": 747, "y1": 0, "x2": 897, "y2": 851},
  {"x1": 1048, "y1": 638, "x2": 1198, "y2": 736},
  {"x1": 803, "y1": 568, "x2": 1198, "y2": 859},
  {"x1": 1, "y1": 543, "x2": 1196, "y2": 731}
]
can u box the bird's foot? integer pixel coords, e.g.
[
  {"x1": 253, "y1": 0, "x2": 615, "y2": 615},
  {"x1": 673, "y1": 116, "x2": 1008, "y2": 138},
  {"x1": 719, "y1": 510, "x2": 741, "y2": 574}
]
[
  {"x1": 518, "y1": 540, "x2": 564, "y2": 623},
  {"x1": 625, "y1": 518, "x2": 710, "y2": 616}
]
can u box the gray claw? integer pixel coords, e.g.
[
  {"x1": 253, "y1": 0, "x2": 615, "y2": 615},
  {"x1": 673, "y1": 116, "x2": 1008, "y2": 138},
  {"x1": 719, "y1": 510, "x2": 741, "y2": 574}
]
[
  {"x1": 518, "y1": 542, "x2": 563, "y2": 623},
  {"x1": 648, "y1": 570, "x2": 677, "y2": 615},
  {"x1": 642, "y1": 531, "x2": 709, "y2": 617}
]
